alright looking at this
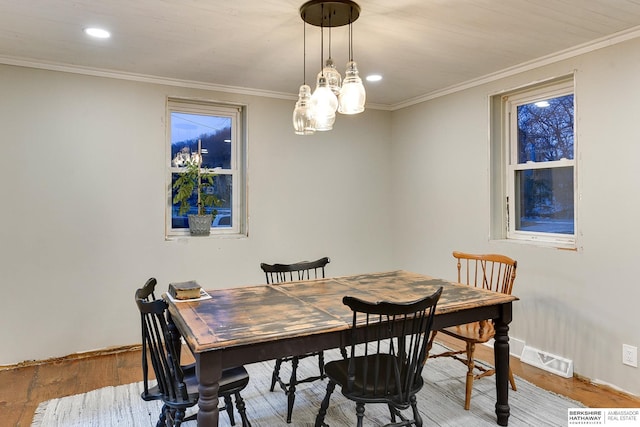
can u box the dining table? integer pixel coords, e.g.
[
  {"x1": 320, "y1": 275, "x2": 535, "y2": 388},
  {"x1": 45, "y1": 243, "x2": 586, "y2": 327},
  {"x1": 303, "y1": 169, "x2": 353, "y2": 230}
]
[{"x1": 166, "y1": 270, "x2": 518, "y2": 426}]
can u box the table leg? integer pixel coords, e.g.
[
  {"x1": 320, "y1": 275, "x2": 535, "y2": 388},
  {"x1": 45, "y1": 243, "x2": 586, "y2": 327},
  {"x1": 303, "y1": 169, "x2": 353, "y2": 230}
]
[
  {"x1": 196, "y1": 352, "x2": 221, "y2": 426},
  {"x1": 494, "y1": 302, "x2": 512, "y2": 426},
  {"x1": 166, "y1": 313, "x2": 183, "y2": 362}
]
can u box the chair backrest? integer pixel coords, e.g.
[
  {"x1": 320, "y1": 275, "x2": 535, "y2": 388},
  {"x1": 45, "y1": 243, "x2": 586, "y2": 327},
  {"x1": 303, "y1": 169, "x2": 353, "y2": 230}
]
[
  {"x1": 342, "y1": 287, "x2": 443, "y2": 406},
  {"x1": 139, "y1": 277, "x2": 158, "y2": 301},
  {"x1": 138, "y1": 278, "x2": 159, "y2": 401},
  {"x1": 260, "y1": 256, "x2": 330, "y2": 284},
  {"x1": 453, "y1": 251, "x2": 517, "y2": 295},
  {"x1": 135, "y1": 286, "x2": 194, "y2": 407}
]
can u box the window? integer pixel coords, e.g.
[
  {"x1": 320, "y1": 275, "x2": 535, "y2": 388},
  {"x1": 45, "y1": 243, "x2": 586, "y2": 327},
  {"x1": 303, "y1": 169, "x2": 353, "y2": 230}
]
[
  {"x1": 166, "y1": 99, "x2": 245, "y2": 237},
  {"x1": 493, "y1": 77, "x2": 576, "y2": 247}
]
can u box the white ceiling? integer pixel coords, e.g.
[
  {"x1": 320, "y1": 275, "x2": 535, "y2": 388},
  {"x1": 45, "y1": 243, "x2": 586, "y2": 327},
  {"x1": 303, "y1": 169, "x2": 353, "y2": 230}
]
[{"x1": 1, "y1": 0, "x2": 640, "y2": 109}]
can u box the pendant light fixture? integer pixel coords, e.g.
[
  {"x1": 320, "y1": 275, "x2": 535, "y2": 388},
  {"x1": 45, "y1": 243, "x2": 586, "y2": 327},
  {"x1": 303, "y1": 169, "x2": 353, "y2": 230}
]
[
  {"x1": 311, "y1": 22, "x2": 338, "y2": 131},
  {"x1": 320, "y1": 26, "x2": 342, "y2": 96},
  {"x1": 293, "y1": 20, "x2": 316, "y2": 135},
  {"x1": 294, "y1": 0, "x2": 365, "y2": 134},
  {"x1": 338, "y1": 18, "x2": 366, "y2": 114}
]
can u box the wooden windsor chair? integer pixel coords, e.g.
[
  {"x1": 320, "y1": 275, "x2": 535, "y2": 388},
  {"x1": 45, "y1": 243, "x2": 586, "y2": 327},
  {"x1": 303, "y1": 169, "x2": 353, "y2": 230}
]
[{"x1": 429, "y1": 251, "x2": 518, "y2": 410}]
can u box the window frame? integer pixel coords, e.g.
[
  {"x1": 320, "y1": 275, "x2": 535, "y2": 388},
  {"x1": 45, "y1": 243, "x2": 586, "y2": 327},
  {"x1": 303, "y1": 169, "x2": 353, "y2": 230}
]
[
  {"x1": 497, "y1": 77, "x2": 578, "y2": 248},
  {"x1": 165, "y1": 98, "x2": 246, "y2": 238}
]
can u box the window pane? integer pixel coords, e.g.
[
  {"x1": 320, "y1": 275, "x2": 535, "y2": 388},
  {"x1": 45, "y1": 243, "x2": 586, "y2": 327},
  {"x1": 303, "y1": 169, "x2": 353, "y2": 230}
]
[
  {"x1": 517, "y1": 94, "x2": 574, "y2": 163},
  {"x1": 171, "y1": 112, "x2": 232, "y2": 169},
  {"x1": 171, "y1": 173, "x2": 233, "y2": 229},
  {"x1": 514, "y1": 167, "x2": 574, "y2": 234},
  {"x1": 213, "y1": 175, "x2": 233, "y2": 229}
]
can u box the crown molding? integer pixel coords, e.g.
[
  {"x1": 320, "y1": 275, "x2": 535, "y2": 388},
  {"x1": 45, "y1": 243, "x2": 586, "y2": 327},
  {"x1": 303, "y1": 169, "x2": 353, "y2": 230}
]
[
  {"x1": 0, "y1": 56, "x2": 297, "y2": 101},
  {"x1": 2, "y1": 24, "x2": 640, "y2": 111},
  {"x1": 389, "y1": 25, "x2": 640, "y2": 111}
]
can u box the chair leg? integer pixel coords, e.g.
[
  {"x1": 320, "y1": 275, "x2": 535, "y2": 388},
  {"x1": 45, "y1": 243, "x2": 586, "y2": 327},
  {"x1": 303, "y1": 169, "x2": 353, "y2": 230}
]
[
  {"x1": 388, "y1": 403, "x2": 396, "y2": 422},
  {"x1": 315, "y1": 380, "x2": 336, "y2": 427},
  {"x1": 410, "y1": 394, "x2": 423, "y2": 427},
  {"x1": 285, "y1": 356, "x2": 299, "y2": 423},
  {"x1": 234, "y1": 391, "x2": 252, "y2": 427},
  {"x1": 464, "y1": 342, "x2": 475, "y2": 410},
  {"x1": 174, "y1": 408, "x2": 186, "y2": 427},
  {"x1": 223, "y1": 394, "x2": 236, "y2": 426},
  {"x1": 318, "y1": 351, "x2": 326, "y2": 378},
  {"x1": 157, "y1": 404, "x2": 168, "y2": 427},
  {"x1": 427, "y1": 330, "x2": 438, "y2": 354},
  {"x1": 509, "y1": 367, "x2": 517, "y2": 391},
  {"x1": 355, "y1": 402, "x2": 365, "y2": 427},
  {"x1": 270, "y1": 358, "x2": 283, "y2": 392},
  {"x1": 340, "y1": 346, "x2": 348, "y2": 359}
]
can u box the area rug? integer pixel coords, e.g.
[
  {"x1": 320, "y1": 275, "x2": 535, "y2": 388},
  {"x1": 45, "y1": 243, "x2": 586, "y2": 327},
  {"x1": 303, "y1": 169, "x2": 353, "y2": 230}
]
[{"x1": 32, "y1": 344, "x2": 583, "y2": 426}]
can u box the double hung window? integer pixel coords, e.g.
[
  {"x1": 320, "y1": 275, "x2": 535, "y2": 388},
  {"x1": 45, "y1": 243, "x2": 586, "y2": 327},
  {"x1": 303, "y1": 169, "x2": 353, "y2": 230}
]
[
  {"x1": 166, "y1": 99, "x2": 245, "y2": 237},
  {"x1": 497, "y1": 78, "x2": 576, "y2": 247}
]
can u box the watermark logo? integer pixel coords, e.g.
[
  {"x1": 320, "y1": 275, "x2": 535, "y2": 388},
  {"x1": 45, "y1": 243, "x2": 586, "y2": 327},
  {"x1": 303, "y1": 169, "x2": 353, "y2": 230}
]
[{"x1": 568, "y1": 409, "x2": 640, "y2": 426}]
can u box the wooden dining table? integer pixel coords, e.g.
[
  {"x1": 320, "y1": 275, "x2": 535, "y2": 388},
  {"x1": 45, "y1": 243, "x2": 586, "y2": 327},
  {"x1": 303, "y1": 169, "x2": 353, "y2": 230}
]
[{"x1": 166, "y1": 270, "x2": 518, "y2": 426}]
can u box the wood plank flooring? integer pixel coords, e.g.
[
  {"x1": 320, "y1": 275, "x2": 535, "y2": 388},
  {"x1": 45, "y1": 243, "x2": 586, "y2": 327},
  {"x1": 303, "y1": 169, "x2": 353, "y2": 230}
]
[{"x1": 2, "y1": 338, "x2": 638, "y2": 427}]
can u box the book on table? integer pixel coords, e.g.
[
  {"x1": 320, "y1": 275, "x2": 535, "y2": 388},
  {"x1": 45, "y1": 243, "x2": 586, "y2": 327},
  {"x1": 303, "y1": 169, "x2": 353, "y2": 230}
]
[{"x1": 168, "y1": 280, "x2": 202, "y2": 300}]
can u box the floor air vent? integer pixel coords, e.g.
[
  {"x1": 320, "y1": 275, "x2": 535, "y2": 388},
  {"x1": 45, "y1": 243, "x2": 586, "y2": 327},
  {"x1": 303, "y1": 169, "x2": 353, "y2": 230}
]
[{"x1": 520, "y1": 346, "x2": 573, "y2": 378}]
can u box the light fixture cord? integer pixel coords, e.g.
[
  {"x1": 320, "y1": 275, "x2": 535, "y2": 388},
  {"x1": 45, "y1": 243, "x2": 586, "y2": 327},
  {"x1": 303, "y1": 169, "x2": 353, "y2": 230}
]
[
  {"x1": 321, "y1": 25, "x2": 325, "y2": 73},
  {"x1": 328, "y1": 12, "x2": 332, "y2": 60},
  {"x1": 303, "y1": 18, "x2": 307, "y2": 84},
  {"x1": 320, "y1": 3, "x2": 325, "y2": 75},
  {"x1": 348, "y1": 7, "x2": 354, "y2": 61}
]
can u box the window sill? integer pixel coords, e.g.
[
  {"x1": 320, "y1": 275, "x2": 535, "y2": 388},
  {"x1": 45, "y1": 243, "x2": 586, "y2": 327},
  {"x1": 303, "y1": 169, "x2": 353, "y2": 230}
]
[
  {"x1": 165, "y1": 232, "x2": 248, "y2": 241},
  {"x1": 490, "y1": 238, "x2": 578, "y2": 251}
]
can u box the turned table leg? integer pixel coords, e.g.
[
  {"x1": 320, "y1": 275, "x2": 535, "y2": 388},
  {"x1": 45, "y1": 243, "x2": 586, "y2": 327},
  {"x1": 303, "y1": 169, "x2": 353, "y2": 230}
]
[
  {"x1": 196, "y1": 352, "x2": 221, "y2": 426},
  {"x1": 493, "y1": 302, "x2": 512, "y2": 426}
]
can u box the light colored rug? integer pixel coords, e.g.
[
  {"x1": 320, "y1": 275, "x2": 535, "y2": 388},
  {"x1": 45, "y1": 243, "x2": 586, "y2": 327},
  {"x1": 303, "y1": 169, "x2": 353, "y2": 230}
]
[{"x1": 32, "y1": 345, "x2": 583, "y2": 426}]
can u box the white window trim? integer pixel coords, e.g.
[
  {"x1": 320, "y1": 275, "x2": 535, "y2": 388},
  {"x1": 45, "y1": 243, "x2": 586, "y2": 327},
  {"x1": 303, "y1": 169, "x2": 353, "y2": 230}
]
[
  {"x1": 165, "y1": 98, "x2": 246, "y2": 238},
  {"x1": 498, "y1": 77, "x2": 578, "y2": 249}
]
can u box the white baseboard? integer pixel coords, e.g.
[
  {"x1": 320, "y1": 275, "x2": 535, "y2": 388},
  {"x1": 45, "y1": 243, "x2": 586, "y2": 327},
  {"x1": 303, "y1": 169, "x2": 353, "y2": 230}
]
[{"x1": 482, "y1": 336, "x2": 526, "y2": 358}]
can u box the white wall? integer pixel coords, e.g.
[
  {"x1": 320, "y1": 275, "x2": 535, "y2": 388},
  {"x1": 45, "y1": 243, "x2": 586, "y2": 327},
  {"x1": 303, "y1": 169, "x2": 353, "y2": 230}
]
[
  {"x1": 0, "y1": 65, "x2": 393, "y2": 364},
  {"x1": 2, "y1": 36, "x2": 639, "y2": 397},
  {"x1": 390, "y1": 38, "x2": 640, "y2": 395}
]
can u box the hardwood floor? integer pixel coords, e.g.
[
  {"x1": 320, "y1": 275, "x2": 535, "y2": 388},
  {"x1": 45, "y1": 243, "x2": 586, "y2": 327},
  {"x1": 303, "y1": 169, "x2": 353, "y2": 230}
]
[
  {"x1": 0, "y1": 346, "x2": 144, "y2": 427},
  {"x1": 436, "y1": 334, "x2": 640, "y2": 408},
  {"x1": 2, "y1": 339, "x2": 639, "y2": 426}
]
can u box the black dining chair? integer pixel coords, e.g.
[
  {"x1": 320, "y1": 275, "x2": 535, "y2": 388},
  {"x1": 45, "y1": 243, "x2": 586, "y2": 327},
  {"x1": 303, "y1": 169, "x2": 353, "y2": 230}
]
[
  {"x1": 260, "y1": 256, "x2": 330, "y2": 423},
  {"x1": 135, "y1": 280, "x2": 252, "y2": 426},
  {"x1": 138, "y1": 277, "x2": 197, "y2": 404},
  {"x1": 137, "y1": 277, "x2": 162, "y2": 402},
  {"x1": 315, "y1": 287, "x2": 443, "y2": 427}
]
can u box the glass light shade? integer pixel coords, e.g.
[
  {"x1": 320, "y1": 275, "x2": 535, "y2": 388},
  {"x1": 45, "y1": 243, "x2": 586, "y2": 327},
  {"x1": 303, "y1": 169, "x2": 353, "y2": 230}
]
[
  {"x1": 293, "y1": 84, "x2": 316, "y2": 135},
  {"x1": 338, "y1": 61, "x2": 366, "y2": 115},
  {"x1": 310, "y1": 75, "x2": 338, "y2": 131},
  {"x1": 320, "y1": 58, "x2": 342, "y2": 96}
]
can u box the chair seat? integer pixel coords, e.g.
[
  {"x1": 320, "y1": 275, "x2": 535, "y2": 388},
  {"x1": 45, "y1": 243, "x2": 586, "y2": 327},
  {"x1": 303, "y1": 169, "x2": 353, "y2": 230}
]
[
  {"x1": 325, "y1": 355, "x2": 423, "y2": 404},
  {"x1": 439, "y1": 320, "x2": 495, "y2": 344},
  {"x1": 146, "y1": 365, "x2": 250, "y2": 399},
  {"x1": 220, "y1": 366, "x2": 252, "y2": 391}
]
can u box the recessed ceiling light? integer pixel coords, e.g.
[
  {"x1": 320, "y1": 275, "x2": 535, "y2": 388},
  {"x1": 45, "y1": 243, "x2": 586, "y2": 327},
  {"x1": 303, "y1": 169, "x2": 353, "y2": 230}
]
[
  {"x1": 84, "y1": 27, "x2": 111, "y2": 39},
  {"x1": 366, "y1": 74, "x2": 382, "y2": 82}
]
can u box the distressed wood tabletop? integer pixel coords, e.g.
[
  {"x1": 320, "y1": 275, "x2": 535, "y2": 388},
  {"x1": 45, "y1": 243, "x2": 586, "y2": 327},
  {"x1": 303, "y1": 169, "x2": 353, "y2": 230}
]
[{"x1": 168, "y1": 270, "x2": 518, "y2": 354}]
